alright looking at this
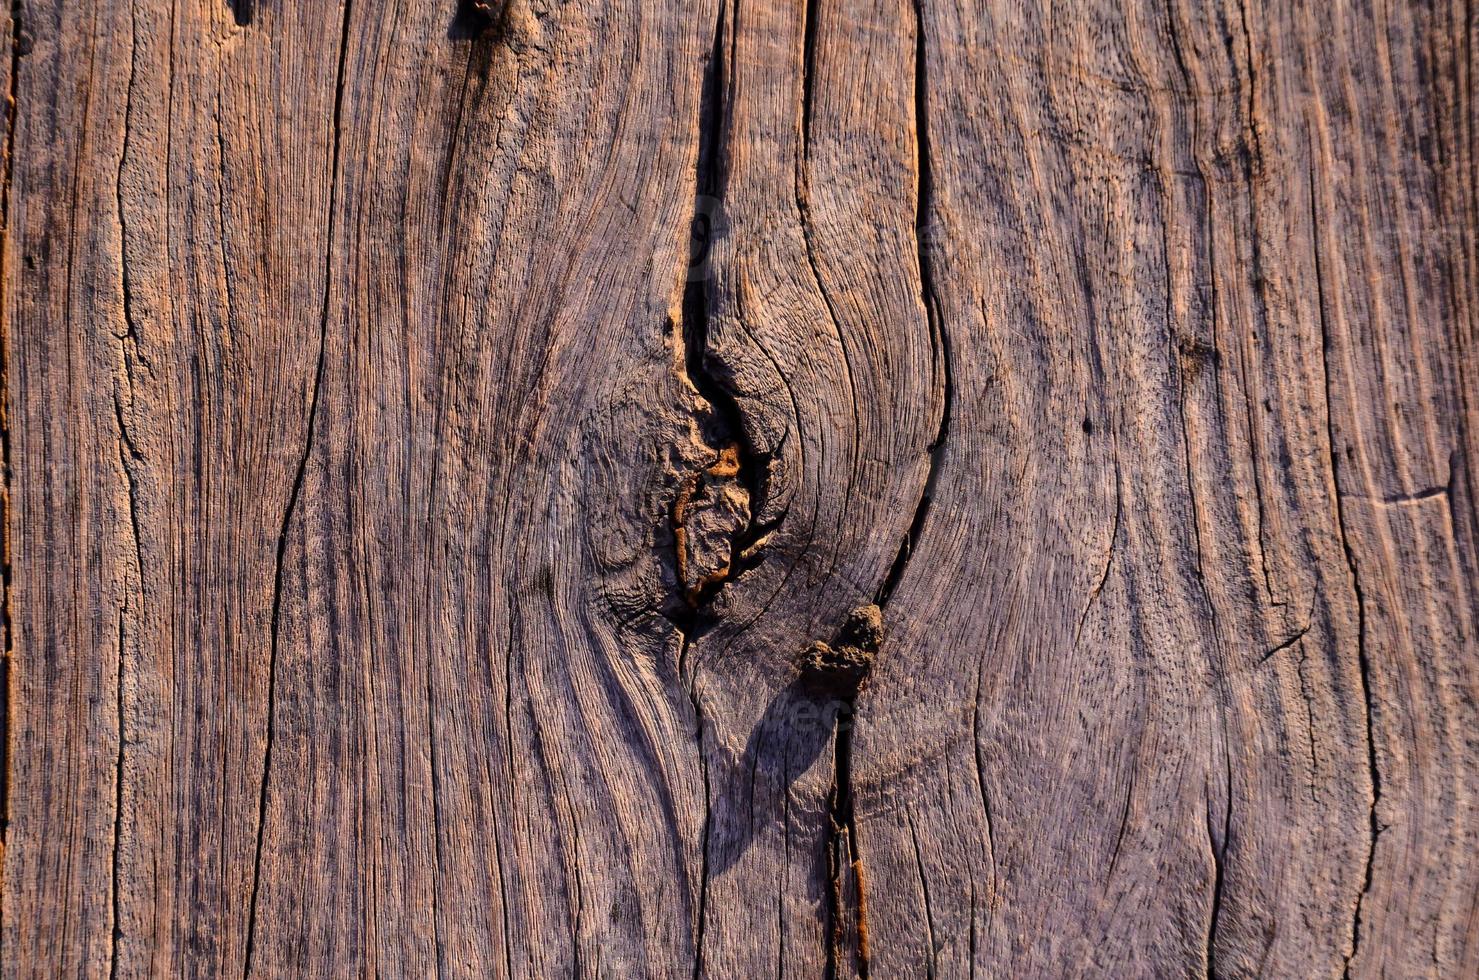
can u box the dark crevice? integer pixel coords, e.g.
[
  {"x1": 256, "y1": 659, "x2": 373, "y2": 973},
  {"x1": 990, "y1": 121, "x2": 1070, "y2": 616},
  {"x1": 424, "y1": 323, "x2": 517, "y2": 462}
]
[
  {"x1": 824, "y1": 708, "x2": 851, "y2": 978},
  {"x1": 116, "y1": 2, "x2": 142, "y2": 357},
  {"x1": 968, "y1": 884, "x2": 978, "y2": 980},
  {"x1": 0, "y1": 0, "x2": 25, "y2": 872},
  {"x1": 676, "y1": 6, "x2": 732, "y2": 975},
  {"x1": 1075, "y1": 459, "x2": 1122, "y2": 645},
  {"x1": 107, "y1": 18, "x2": 146, "y2": 975},
  {"x1": 112, "y1": 399, "x2": 146, "y2": 585},
  {"x1": 449, "y1": 0, "x2": 505, "y2": 41},
  {"x1": 1256, "y1": 623, "x2": 1311, "y2": 668},
  {"x1": 970, "y1": 670, "x2": 998, "y2": 891},
  {"x1": 1104, "y1": 766, "x2": 1135, "y2": 888},
  {"x1": 802, "y1": 607, "x2": 882, "y2": 979},
  {"x1": 243, "y1": 0, "x2": 353, "y2": 973},
  {"x1": 1307, "y1": 142, "x2": 1381, "y2": 979},
  {"x1": 825, "y1": 5, "x2": 952, "y2": 974},
  {"x1": 228, "y1": 0, "x2": 252, "y2": 27},
  {"x1": 825, "y1": 701, "x2": 870, "y2": 979},
  {"x1": 800, "y1": 0, "x2": 819, "y2": 162},
  {"x1": 1377, "y1": 483, "x2": 1450, "y2": 504},
  {"x1": 877, "y1": 0, "x2": 952, "y2": 610},
  {"x1": 672, "y1": 0, "x2": 773, "y2": 620},
  {"x1": 795, "y1": 0, "x2": 864, "y2": 588},
  {"x1": 109, "y1": 606, "x2": 127, "y2": 980}
]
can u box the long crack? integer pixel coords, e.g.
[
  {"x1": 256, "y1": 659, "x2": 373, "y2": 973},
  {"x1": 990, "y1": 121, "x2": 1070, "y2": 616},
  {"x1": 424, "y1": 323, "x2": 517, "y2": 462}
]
[
  {"x1": 675, "y1": 1, "x2": 952, "y2": 974},
  {"x1": 0, "y1": 0, "x2": 25, "y2": 889},
  {"x1": 878, "y1": 0, "x2": 953, "y2": 610},
  {"x1": 673, "y1": 5, "x2": 736, "y2": 974},
  {"x1": 243, "y1": 0, "x2": 353, "y2": 972},
  {"x1": 1306, "y1": 140, "x2": 1381, "y2": 979},
  {"x1": 817, "y1": 2, "x2": 952, "y2": 974},
  {"x1": 669, "y1": 0, "x2": 774, "y2": 619}
]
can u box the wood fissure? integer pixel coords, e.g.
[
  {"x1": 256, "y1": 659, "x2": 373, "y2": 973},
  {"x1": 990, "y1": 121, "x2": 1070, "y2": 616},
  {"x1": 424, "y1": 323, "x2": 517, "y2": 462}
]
[
  {"x1": 98, "y1": 16, "x2": 150, "y2": 970},
  {"x1": 686, "y1": 646, "x2": 711, "y2": 980},
  {"x1": 450, "y1": 0, "x2": 503, "y2": 41},
  {"x1": 0, "y1": 0, "x2": 21, "y2": 877},
  {"x1": 243, "y1": 0, "x2": 354, "y2": 972},
  {"x1": 672, "y1": 1, "x2": 771, "y2": 615},
  {"x1": 108, "y1": 605, "x2": 126, "y2": 980},
  {"x1": 826, "y1": 704, "x2": 867, "y2": 979},
  {"x1": 877, "y1": 0, "x2": 952, "y2": 612},
  {"x1": 1203, "y1": 755, "x2": 1233, "y2": 978},
  {"x1": 676, "y1": 6, "x2": 730, "y2": 974},
  {"x1": 1308, "y1": 141, "x2": 1381, "y2": 978},
  {"x1": 804, "y1": 606, "x2": 884, "y2": 978},
  {"x1": 4, "y1": 0, "x2": 1478, "y2": 975}
]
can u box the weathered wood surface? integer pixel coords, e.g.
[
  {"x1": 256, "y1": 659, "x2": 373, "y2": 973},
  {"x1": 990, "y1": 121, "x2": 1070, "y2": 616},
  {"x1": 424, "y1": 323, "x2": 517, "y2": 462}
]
[{"x1": 1, "y1": 0, "x2": 1475, "y2": 976}]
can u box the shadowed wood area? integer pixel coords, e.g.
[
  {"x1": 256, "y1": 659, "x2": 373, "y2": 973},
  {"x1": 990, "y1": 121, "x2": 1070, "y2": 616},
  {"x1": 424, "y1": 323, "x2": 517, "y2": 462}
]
[{"x1": 0, "y1": 0, "x2": 1474, "y2": 976}]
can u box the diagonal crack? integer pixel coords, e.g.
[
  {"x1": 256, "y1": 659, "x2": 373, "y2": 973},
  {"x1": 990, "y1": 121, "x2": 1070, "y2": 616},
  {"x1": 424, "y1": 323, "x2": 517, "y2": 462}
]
[{"x1": 242, "y1": 1, "x2": 353, "y2": 973}]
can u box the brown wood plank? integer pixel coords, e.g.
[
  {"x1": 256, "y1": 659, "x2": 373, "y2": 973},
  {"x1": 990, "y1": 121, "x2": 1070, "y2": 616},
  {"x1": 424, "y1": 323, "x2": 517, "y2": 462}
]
[
  {"x1": 684, "y1": 0, "x2": 941, "y2": 974},
  {"x1": 0, "y1": 0, "x2": 1474, "y2": 976},
  {"x1": 853, "y1": 0, "x2": 1479, "y2": 976},
  {"x1": 2, "y1": 0, "x2": 348, "y2": 974}
]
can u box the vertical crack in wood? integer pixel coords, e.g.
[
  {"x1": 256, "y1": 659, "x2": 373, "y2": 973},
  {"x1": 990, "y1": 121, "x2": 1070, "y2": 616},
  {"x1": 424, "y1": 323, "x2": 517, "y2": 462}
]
[
  {"x1": 671, "y1": 0, "x2": 773, "y2": 614},
  {"x1": 682, "y1": 630, "x2": 712, "y2": 980},
  {"x1": 0, "y1": 0, "x2": 24, "y2": 911},
  {"x1": 795, "y1": 0, "x2": 862, "y2": 552},
  {"x1": 672, "y1": 6, "x2": 734, "y2": 974},
  {"x1": 1165, "y1": 16, "x2": 1241, "y2": 972},
  {"x1": 970, "y1": 667, "x2": 998, "y2": 905},
  {"x1": 1075, "y1": 462, "x2": 1122, "y2": 646},
  {"x1": 228, "y1": 0, "x2": 252, "y2": 28},
  {"x1": 876, "y1": 0, "x2": 952, "y2": 611},
  {"x1": 109, "y1": 606, "x2": 127, "y2": 980},
  {"x1": 826, "y1": 699, "x2": 867, "y2": 979},
  {"x1": 107, "y1": 15, "x2": 147, "y2": 971},
  {"x1": 804, "y1": 607, "x2": 883, "y2": 979},
  {"x1": 823, "y1": 4, "x2": 955, "y2": 974},
  {"x1": 1307, "y1": 141, "x2": 1380, "y2": 979},
  {"x1": 244, "y1": 1, "x2": 354, "y2": 972},
  {"x1": 1203, "y1": 750, "x2": 1233, "y2": 980}
]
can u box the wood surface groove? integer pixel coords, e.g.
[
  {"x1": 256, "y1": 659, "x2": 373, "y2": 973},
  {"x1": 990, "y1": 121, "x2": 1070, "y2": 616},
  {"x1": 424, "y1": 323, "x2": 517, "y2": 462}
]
[
  {"x1": 243, "y1": 0, "x2": 353, "y2": 971},
  {"x1": 1306, "y1": 142, "x2": 1378, "y2": 980},
  {"x1": 2, "y1": 0, "x2": 1477, "y2": 976},
  {"x1": 0, "y1": 0, "x2": 21, "y2": 913}
]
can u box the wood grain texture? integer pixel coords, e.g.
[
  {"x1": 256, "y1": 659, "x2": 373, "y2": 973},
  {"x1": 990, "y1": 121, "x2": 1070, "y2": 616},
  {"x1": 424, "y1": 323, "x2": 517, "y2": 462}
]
[{"x1": 0, "y1": 0, "x2": 1474, "y2": 977}]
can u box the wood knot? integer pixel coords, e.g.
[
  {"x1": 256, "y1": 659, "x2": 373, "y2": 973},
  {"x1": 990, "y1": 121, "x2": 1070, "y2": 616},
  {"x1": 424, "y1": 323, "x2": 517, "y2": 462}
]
[
  {"x1": 797, "y1": 604, "x2": 885, "y2": 696},
  {"x1": 673, "y1": 444, "x2": 750, "y2": 605}
]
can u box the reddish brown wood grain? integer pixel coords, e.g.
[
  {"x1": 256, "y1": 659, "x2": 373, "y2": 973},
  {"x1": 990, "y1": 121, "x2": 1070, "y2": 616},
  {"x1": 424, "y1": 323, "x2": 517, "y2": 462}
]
[{"x1": 0, "y1": 0, "x2": 1474, "y2": 976}]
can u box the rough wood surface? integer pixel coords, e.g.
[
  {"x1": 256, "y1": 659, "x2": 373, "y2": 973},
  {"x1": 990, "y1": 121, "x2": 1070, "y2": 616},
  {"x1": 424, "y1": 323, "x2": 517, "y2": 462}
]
[{"x1": 1, "y1": 0, "x2": 1475, "y2": 976}]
